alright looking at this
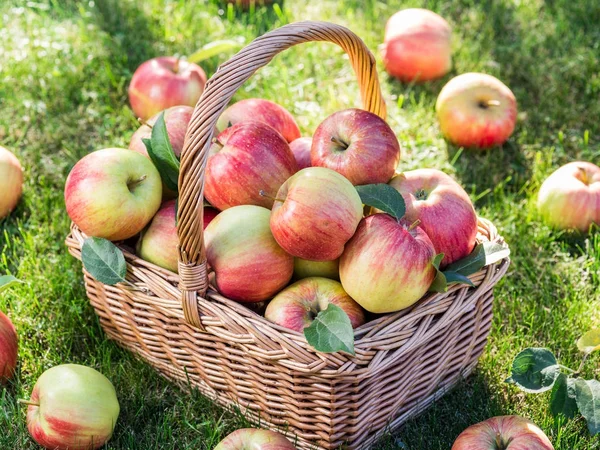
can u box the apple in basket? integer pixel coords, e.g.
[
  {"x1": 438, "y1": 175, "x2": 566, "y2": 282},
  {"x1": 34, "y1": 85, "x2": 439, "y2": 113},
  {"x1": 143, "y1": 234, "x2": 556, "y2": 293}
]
[
  {"x1": 265, "y1": 277, "x2": 365, "y2": 333},
  {"x1": 0, "y1": 146, "x2": 24, "y2": 219},
  {"x1": 387, "y1": 169, "x2": 478, "y2": 267},
  {"x1": 128, "y1": 56, "x2": 207, "y2": 121},
  {"x1": 204, "y1": 121, "x2": 298, "y2": 210},
  {"x1": 64, "y1": 148, "x2": 162, "y2": 241},
  {"x1": 270, "y1": 167, "x2": 363, "y2": 261},
  {"x1": 293, "y1": 258, "x2": 339, "y2": 281},
  {"x1": 205, "y1": 205, "x2": 293, "y2": 302},
  {"x1": 436, "y1": 73, "x2": 517, "y2": 149},
  {"x1": 381, "y1": 8, "x2": 452, "y2": 82},
  {"x1": 340, "y1": 214, "x2": 436, "y2": 314},
  {"x1": 0, "y1": 310, "x2": 18, "y2": 383},
  {"x1": 451, "y1": 415, "x2": 554, "y2": 450},
  {"x1": 311, "y1": 108, "x2": 400, "y2": 185},
  {"x1": 217, "y1": 98, "x2": 301, "y2": 143},
  {"x1": 24, "y1": 364, "x2": 120, "y2": 450},
  {"x1": 537, "y1": 161, "x2": 600, "y2": 232},
  {"x1": 289, "y1": 137, "x2": 312, "y2": 170},
  {"x1": 214, "y1": 428, "x2": 296, "y2": 450}
]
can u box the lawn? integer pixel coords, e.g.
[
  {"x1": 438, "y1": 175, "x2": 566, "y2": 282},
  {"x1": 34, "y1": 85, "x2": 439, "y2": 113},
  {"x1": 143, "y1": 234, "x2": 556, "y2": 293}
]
[{"x1": 1, "y1": 0, "x2": 600, "y2": 448}]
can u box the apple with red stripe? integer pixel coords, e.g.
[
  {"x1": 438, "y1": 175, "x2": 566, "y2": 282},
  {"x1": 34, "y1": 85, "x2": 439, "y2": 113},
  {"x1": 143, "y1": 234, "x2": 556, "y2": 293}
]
[
  {"x1": 0, "y1": 311, "x2": 17, "y2": 383},
  {"x1": 289, "y1": 137, "x2": 312, "y2": 170},
  {"x1": 214, "y1": 428, "x2": 296, "y2": 450},
  {"x1": 0, "y1": 146, "x2": 23, "y2": 220}
]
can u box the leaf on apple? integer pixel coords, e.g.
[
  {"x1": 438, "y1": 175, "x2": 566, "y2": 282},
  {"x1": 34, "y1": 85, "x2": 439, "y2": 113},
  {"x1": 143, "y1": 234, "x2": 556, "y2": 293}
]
[
  {"x1": 304, "y1": 304, "x2": 355, "y2": 355},
  {"x1": 143, "y1": 112, "x2": 180, "y2": 192},
  {"x1": 444, "y1": 241, "x2": 510, "y2": 278},
  {"x1": 443, "y1": 271, "x2": 474, "y2": 287},
  {"x1": 577, "y1": 329, "x2": 600, "y2": 355},
  {"x1": 550, "y1": 373, "x2": 579, "y2": 419},
  {"x1": 574, "y1": 379, "x2": 600, "y2": 435},
  {"x1": 429, "y1": 253, "x2": 447, "y2": 293},
  {"x1": 187, "y1": 40, "x2": 242, "y2": 64},
  {"x1": 506, "y1": 347, "x2": 560, "y2": 393},
  {"x1": 355, "y1": 184, "x2": 405, "y2": 221},
  {"x1": 0, "y1": 275, "x2": 23, "y2": 294},
  {"x1": 81, "y1": 237, "x2": 127, "y2": 286}
]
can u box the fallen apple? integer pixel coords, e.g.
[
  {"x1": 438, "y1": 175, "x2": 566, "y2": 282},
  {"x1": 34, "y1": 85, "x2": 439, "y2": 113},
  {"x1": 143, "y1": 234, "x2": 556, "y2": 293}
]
[
  {"x1": 294, "y1": 258, "x2": 339, "y2": 281},
  {"x1": 0, "y1": 146, "x2": 24, "y2": 219},
  {"x1": 0, "y1": 310, "x2": 17, "y2": 383},
  {"x1": 289, "y1": 137, "x2": 312, "y2": 170},
  {"x1": 214, "y1": 428, "x2": 296, "y2": 450}
]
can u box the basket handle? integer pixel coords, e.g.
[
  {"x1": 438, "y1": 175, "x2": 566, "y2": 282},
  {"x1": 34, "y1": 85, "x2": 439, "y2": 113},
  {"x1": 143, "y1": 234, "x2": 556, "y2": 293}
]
[{"x1": 177, "y1": 21, "x2": 386, "y2": 328}]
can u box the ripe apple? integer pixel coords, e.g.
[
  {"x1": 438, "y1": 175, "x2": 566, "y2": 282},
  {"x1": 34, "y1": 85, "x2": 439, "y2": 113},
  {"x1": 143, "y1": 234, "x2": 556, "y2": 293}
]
[
  {"x1": 0, "y1": 146, "x2": 24, "y2": 219},
  {"x1": 0, "y1": 311, "x2": 17, "y2": 383},
  {"x1": 205, "y1": 121, "x2": 298, "y2": 210},
  {"x1": 311, "y1": 108, "x2": 400, "y2": 185},
  {"x1": 25, "y1": 364, "x2": 120, "y2": 450},
  {"x1": 217, "y1": 98, "x2": 301, "y2": 143},
  {"x1": 205, "y1": 205, "x2": 293, "y2": 302},
  {"x1": 214, "y1": 428, "x2": 295, "y2": 450},
  {"x1": 265, "y1": 277, "x2": 365, "y2": 333},
  {"x1": 270, "y1": 167, "x2": 363, "y2": 261},
  {"x1": 537, "y1": 161, "x2": 600, "y2": 232},
  {"x1": 387, "y1": 169, "x2": 478, "y2": 267},
  {"x1": 203, "y1": 206, "x2": 219, "y2": 229},
  {"x1": 128, "y1": 56, "x2": 207, "y2": 121},
  {"x1": 289, "y1": 137, "x2": 312, "y2": 170},
  {"x1": 137, "y1": 200, "x2": 178, "y2": 272},
  {"x1": 451, "y1": 415, "x2": 554, "y2": 450},
  {"x1": 339, "y1": 214, "x2": 436, "y2": 313},
  {"x1": 436, "y1": 73, "x2": 517, "y2": 149},
  {"x1": 294, "y1": 258, "x2": 339, "y2": 281},
  {"x1": 65, "y1": 148, "x2": 162, "y2": 241},
  {"x1": 382, "y1": 8, "x2": 452, "y2": 82}
]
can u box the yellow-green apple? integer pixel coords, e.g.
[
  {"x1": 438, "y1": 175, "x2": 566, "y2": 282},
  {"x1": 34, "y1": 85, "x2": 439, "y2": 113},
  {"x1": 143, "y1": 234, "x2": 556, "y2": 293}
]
[
  {"x1": 217, "y1": 98, "x2": 301, "y2": 143},
  {"x1": 436, "y1": 73, "x2": 517, "y2": 149},
  {"x1": 64, "y1": 148, "x2": 162, "y2": 241},
  {"x1": 0, "y1": 310, "x2": 17, "y2": 383},
  {"x1": 205, "y1": 205, "x2": 293, "y2": 302},
  {"x1": 270, "y1": 167, "x2": 363, "y2": 261},
  {"x1": 0, "y1": 146, "x2": 23, "y2": 219},
  {"x1": 205, "y1": 121, "x2": 297, "y2": 210},
  {"x1": 294, "y1": 258, "x2": 339, "y2": 281},
  {"x1": 265, "y1": 277, "x2": 365, "y2": 333},
  {"x1": 25, "y1": 364, "x2": 120, "y2": 450},
  {"x1": 289, "y1": 137, "x2": 312, "y2": 170},
  {"x1": 340, "y1": 214, "x2": 436, "y2": 313},
  {"x1": 387, "y1": 169, "x2": 477, "y2": 267},
  {"x1": 451, "y1": 416, "x2": 554, "y2": 450},
  {"x1": 137, "y1": 200, "x2": 178, "y2": 273},
  {"x1": 128, "y1": 56, "x2": 206, "y2": 121},
  {"x1": 311, "y1": 109, "x2": 400, "y2": 185},
  {"x1": 382, "y1": 8, "x2": 452, "y2": 82},
  {"x1": 537, "y1": 161, "x2": 600, "y2": 232},
  {"x1": 214, "y1": 428, "x2": 295, "y2": 450}
]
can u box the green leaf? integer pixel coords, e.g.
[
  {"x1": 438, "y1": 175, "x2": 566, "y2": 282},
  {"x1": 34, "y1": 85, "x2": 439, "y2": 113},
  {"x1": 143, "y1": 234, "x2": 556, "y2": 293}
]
[
  {"x1": 186, "y1": 40, "x2": 242, "y2": 64},
  {"x1": 445, "y1": 243, "x2": 485, "y2": 275},
  {"x1": 304, "y1": 304, "x2": 355, "y2": 355},
  {"x1": 145, "y1": 112, "x2": 180, "y2": 192},
  {"x1": 577, "y1": 329, "x2": 600, "y2": 354},
  {"x1": 429, "y1": 253, "x2": 447, "y2": 293},
  {"x1": 355, "y1": 184, "x2": 406, "y2": 220},
  {"x1": 507, "y1": 347, "x2": 560, "y2": 393},
  {"x1": 443, "y1": 270, "x2": 475, "y2": 287},
  {"x1": 550, "y1": 373, "x2": 578, "y2": 418},
  {"x1": 0, "y1": 275, "x2": 23, "y2": 294},
  {"x1": 483, "y1": 241, "x2": 511, "y2": 265},
  {"x1": 574, "y1": 379, "x2": 600, "y2": 435},
  {"x1": 81, "y1": 237, "x2": 127, "y2": 286}
]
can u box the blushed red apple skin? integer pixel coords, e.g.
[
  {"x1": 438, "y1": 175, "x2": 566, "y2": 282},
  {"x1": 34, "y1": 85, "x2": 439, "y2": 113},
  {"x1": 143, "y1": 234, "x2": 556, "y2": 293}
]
[
  {"x1": 0, "y1": 311, "x2": 17, "y2": 383},
  {"x1": 137, "y1": 200, "x2": 178, "y2": 273},
  {"x1": 0, "y1": 146, "x2": 23, "y2": 219},
  {"x1": 205, "y1": 121, "x2": 298, "y2": 210},
  {"x1": 128, "y1": 56, "x2": 207, "y2": 121},
  {"x1": 538, "y1": 161, "x2": 600, "y2": 232},
  {"x1": 217, "y1": 98, "x2": 301, "y2": 143},
  {"x1": 382, "y1": 8, "x2": 452, "y2": 82},
  {"x1": 203, "y1": 206, "x2": 219, "y2": 229},
  {"x1": 388, "y1": 169, "x2": 478, "y2": 267},
  {"x1": 289, "y1": 137, "x2": 312, "y2": 170},
  {"x1": 214, "y1": 428, "x2": 296, "y2": 450},
  {"x1": 311, "y1": 109, "x2": 400, "y2": 186}
]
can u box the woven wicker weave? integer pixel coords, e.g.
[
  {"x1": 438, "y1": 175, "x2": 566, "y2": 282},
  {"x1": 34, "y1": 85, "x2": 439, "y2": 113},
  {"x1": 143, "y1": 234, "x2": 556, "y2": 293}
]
[{"x1": 66, "y1": 21, "x2": 510, "y2": 450}]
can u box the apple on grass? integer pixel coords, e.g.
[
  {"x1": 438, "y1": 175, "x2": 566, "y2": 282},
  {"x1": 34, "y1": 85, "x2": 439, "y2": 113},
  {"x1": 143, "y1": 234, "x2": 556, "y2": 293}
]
[
  {"x1": 294, "y1": 258, "x2": 339, "y2": 281},
  {"x1": 64, "y1": 148, "x2": 162, "y2": 241},
  {"x1": 289, "y1": 137, "x2": 312, "y2": 170},
  {"x1": 537, "y1": 161, "x2": 600, "y2": 232},
  {"x1": 24, "y1": 364, "x2": 120, "y2": 450},
  {"x1": 0, "y1": 311, "x2": 17, "y2": 383},
  {"x1": 382, "y1": 8, "x2": 452, "y2": 82},
  {"x1": 214, "y1": 428, "x2": 296, "y2": 450},
  {"x1": 311, "y1": 108, "x2": 400, "y2": 186},
  {"x1": 436, "y1": 73, "x2": 517, "y2": 149},
  {"x1": 0, "y1": 146, "x2": 24, "y2": 219}
]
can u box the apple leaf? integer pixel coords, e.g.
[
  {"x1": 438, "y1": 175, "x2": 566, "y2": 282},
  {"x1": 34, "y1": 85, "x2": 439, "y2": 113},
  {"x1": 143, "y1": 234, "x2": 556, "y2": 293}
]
[
  {"x1": 81, "y1": 237, "x2": 127, "y2": 286},
  {"x1": 577, "y1": 329, "x2": 600, "y2": 354},
  {"x1": 550, "y1": 373, "x2": 579, "y2": 419},
  {"x1": 483, "y1": 241, "x2": 511, "y2": 266},
  {"x1": 444, "y1": 241, "x2": 510, "y2": 277},
  {"x1": 506, "y1": 347, "x2": 560, "y2": 393},
  {"x1": 443, "y1": 270, "x2": 475, "y2": 287},
  {"x1": 355, "y1": 184, "x2": 405, "y2": 220},
  {"x1": 0, "y1": 275, "x2": 23, "y2": 294},
  {"x1": 304, "y1": 304, "x2": 355, "y2": 355},
  {"x1": 429, "y1": 253, "x2": 447, "y2": 293},
  {"x1": 144, "y1": 112, "x2": 180, "y2": 192},
  {"x1": 187, "y1": 40, "x2": 242, "y2": 63},
  {"x1": 574, "y1": 379, "x2": 600, "y2": 435}
]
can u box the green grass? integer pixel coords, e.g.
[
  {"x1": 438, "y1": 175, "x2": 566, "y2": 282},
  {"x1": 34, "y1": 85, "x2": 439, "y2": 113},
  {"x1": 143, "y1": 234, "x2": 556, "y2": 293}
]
[{"x1": 1, "y1": 0, "x2": 600, "y2": 448}]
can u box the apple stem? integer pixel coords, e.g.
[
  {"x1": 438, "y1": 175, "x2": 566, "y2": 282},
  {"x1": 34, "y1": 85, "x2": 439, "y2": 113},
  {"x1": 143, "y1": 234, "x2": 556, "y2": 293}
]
[
  {"x1": 495, "y1": 432, "x2": 503, "y2": 450},
  {"x1": 138, "y1": 118, "x2": 153, "y2": 129},
  {"x1": 408, "y1": 219, "x2": 421, "y2": 231},
  {"x1": 173, "y1": 56, "x2": 180, "y2": 74},
  {"x1": 487, "y1": 100, "x2": 501, "y2": 107},
  {"x1": 578, "y1": 166, "x2": 589, "y2": 185},
  {"x1": 259, "y1": 190, "x2": 285, "y2": 203},
  {"x1": 211, "y1": 137, "x2": 224, "y2": 149},
  {"x1": 18, "y1": 399, "x2": 39, "y2": 407},
  {"x1": 330, "y1": 136, "x2": 349, "y2": 150},
  {"x1": 127, "y1": 175, "x2": 147, "y2": 191}
]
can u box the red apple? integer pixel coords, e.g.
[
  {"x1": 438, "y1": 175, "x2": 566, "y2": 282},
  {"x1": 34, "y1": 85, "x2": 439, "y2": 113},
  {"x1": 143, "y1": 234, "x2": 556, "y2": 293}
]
[
  {"x1": 340, "y1": 214, "x2": 436, "y2": 313},
  {"x1": 203, "y1": 206, "x2": 219, "y2": 229},
  {"x1": 289, "y1": 137, "x2": 312, "y2": 170},
  {"x1": 451, "y1": 415, "x2": 554, "y2": 450},
  {"x1": 205, "y1": 121, "x2": 298, "y2": 210},
  {"x1": 65, "y1": 148, "x2": 162, "y2": 241},
  {"x1": 128, "y1": 56, "x2": 206, "y2": 121},
  {"x1": 270, "y1": 167, "x2": 363, "y2": 261},
  {"x1": 25, "y1": 364, "x2": 120, "y2": 450},
  {"x1": 0, "y1": 311, "x2": 17, "y2": 383},
  {"x1": 436, "y1": 73, "x2": 517, "y2": 149},
  {"x1": 217, "y1": 98, "x2": 301, "y2": 143},
  {"x1": 137, "y1": 200, "x2": 178, "y2": 272},
  {"x1": 205, "y1": 205, "x2": 293, "y2": 302},
  {"x1": 387, "y1": 169, "x2": 478, "y2": 267},
  {"x1": 294, "y1": 258, "x2": 339, "y2": 281},
  {"x1": 0, "y1": 146, "x2": 23, "y2": 219},
  {"x1": 537, "y1": 161, "x2": 600, "y2": 232},
  {"x1": 382, "y1": 8, "x2": 452, "y2": 82},
  {"x1": 265, "y1": 277, "x2": 365, "y2": 333},
  {"x1": 311, "y1": 108, "x2": 400, "y2": 186},
  {"x1": 214, "y1": 428, "x2": 296, "y2": 450}
]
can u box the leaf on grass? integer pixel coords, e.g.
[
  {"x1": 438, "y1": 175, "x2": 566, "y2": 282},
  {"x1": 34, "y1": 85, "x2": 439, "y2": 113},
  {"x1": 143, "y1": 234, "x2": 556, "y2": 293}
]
[
  {"x1": 304, "y1": 304, "x2": 355, "y2": 355},
  {"x1": 187, "y1": 40, "x2": 242, "y2": 63},
  {"x1": 574, "y1": 379, "x2": 600, "y2": 435},
  {"x1": 0, "y1": 275, "x2": 23, "y2": 294},
  {"x1": 506, "y1": 347, "x2": 560, "y2": 393},
  {"x1": 355, "y1": 184, "x2": 405, "y2": 220},
  {"x1": 145, "y1": 112, "x2": 180, "y2": 192},
  {"x1": 550, "y1": 373, "x2": 578, "y2": 419},
  {"x1": 577, "y1": 329, "x2": 600, "y2": 354},
  {"x1": 429, "y1": 253, "x2": 447, "y2": 293},
  {"x1": 81, "y1": 237, "x2": 127, "y2": 286}
]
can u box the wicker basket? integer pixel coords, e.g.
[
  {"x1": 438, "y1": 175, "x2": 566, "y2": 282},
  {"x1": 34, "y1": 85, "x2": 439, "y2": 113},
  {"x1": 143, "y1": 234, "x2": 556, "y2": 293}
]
[{"x1": 66, "y1": 21, "x2": 510, "y2": 450}]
